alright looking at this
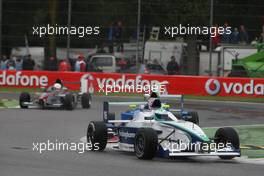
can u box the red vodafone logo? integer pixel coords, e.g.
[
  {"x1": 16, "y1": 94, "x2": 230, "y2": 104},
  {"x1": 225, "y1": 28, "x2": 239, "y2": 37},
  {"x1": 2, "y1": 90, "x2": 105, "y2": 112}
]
[{"x1": 205, "y1": 79, "x2": 221, "y2": 95}]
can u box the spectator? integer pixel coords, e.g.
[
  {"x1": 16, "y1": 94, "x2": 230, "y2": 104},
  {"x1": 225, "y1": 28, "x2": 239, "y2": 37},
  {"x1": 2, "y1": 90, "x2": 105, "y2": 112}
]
[
  {"x1": 117, "y1": 58, "x2": 127, "y2": 70},
  {"x1": 166, "y1": 56, "x2": 179, "y2": 75},
  {"x1": 7, "y1": 62, "x2": 15, "y2": 70},
  {"x1": 153, "y1": 58, "x2": 159, "y2": 65},
  {"x1": 212, "y1": 24, "x2": 220, "y2": 48},
  {"x1": 221, "y1": 22, "x2": 230, "y2": 43},
  {"x1": 0, "y1": 55, "x2": 7, "y2": 70},
  {"x1": 239, "y1": 25, "x2": 249, "y2": 44},
  {"x1": 107, "y1": 22, "x2": 114, "y2": 53},
  {"x1": 47, "y1": 56, "x2": 58, "y2": 71},
  {"x1": 35, "y1": 63, "x2": 42, "y2": 70},
  {"x1": 68, "y1": 58, "x2": 76, "y2": 71},
  {"x1": 114, "y1": 21, "x2": 124, "y2": 52},
  {"x1": 230, "y1": 27, "x2": 240, "y2": 44},
  {"x1": 22, "y1": 54, "x2": 35, "y2": 70},
  {"x1": 58, "y1": 59, "x2": 71, "y2": 71},
  {"x1": 15, "y1": 57, "x2": 23, "y2": 70},
  {"x1": 75, "y1": 54, "x2": 86, "y2": 72},
  {"x1": 86, "y1": 60, "x2": 97, "y2": 72},
  {"x1": 6, "y1": 57, "x2": 16, "y2": 70}
]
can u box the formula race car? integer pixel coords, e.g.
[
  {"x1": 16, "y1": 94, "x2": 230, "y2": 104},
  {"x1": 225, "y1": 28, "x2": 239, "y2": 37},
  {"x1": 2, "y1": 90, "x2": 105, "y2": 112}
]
[
  {"x1": 19, "y1": 79, "x2": 91, "y2": 110},
  {"x1": 86, "y1": 94, "x2": 240, "y2": 160}
]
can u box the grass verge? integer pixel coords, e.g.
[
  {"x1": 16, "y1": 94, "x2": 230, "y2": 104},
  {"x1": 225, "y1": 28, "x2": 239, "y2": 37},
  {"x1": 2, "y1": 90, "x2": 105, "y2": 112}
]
[{"x1": 0, "y1": 99, "x2": 19, "y2": 108}]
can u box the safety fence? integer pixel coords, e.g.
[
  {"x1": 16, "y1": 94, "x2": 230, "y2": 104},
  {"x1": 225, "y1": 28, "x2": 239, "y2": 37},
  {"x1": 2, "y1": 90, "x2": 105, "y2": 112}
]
[{"x1": 0, "y1": 70, "x2": 263, "y2": 97}]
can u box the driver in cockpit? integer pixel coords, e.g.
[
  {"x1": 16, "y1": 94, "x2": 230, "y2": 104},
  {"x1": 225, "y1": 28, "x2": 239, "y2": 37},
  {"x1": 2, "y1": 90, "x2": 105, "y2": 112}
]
[{"x1": 146, "y1": 92, "x2": 162, "y2": 109}]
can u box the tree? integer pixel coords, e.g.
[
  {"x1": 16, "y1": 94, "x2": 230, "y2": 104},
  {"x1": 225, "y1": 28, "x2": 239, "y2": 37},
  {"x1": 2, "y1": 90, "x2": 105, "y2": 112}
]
[{"x1": 45, "y1": 0, "x2": 58, "y2": 69}]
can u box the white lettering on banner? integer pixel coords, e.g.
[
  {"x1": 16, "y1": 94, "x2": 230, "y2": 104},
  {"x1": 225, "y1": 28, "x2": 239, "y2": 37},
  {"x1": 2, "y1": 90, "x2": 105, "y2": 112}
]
[
  {"x1": 80, "y1": 74, "x2": 169, "y2": 94},
  {"x1": 80, "y1": 74, "x2": 94, "y2": 93},
  {"x1": 205, "y1": 79, "x2": 264, "y2": 96},
  {"x1": 0, "y1": 71, "x2": 48, "y2": 87}
]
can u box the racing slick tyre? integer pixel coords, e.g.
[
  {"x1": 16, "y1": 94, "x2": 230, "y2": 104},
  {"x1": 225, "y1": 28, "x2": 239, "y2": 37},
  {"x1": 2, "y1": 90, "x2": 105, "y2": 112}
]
[
  {"x1": 87, "y1": 121, "x2": 108, "y2": 151},
  {"x1": 134, "y1": 128, "x2": 158, "y2": 160},
  {"x1": 81, "y1": 93, "x2": 91, "y2": 109},
  {"x1": 214, "y1": 127, "x2": 240, "y2": 160},
  {"x1": 188, "y1": 111, "x2": 199, "y2": 125},
  {"x1": 19, "y1": 92, "x2": 30, "y2": 109},
  {"x1": 63, "y1": 93, "x2": 75, "y2": 110}
]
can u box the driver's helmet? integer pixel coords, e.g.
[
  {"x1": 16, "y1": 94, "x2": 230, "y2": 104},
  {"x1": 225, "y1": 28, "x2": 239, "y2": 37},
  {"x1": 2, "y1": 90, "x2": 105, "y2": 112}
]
[
  {"x1": 55, "y1": 79, "x2": 63, "y2": 87},
  {"x1": 53, "y1": 83, "x2": 62, "y2": 91},
  {"x1": 148, "y1": 98, "x2": 161, "y2": 109},
  {"x1": 150, "y1": 91, "x2": 159, "y2": 98}
]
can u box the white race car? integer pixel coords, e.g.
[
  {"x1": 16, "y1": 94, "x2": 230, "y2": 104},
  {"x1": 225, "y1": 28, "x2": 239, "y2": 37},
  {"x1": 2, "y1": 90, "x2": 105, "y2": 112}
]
[
  {"x1": 19, "y1": 79, "x2": 91, "y2": 110},
  {"x1": 87, "y1": 94, "x2": 240, "y2": 160}
]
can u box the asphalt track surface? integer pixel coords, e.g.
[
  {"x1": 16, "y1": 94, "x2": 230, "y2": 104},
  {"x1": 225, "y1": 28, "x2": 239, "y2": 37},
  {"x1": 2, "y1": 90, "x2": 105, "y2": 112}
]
[{"x1": 0, "y1": 94, "x2": 264, "y2": 176}]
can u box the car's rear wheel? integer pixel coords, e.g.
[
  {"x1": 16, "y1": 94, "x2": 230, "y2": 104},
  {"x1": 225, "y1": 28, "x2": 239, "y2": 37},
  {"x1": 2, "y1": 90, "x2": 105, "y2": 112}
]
[
  {"x1": 214, "y1": 127, "x2": 240, "y2": 160},
  {"x1": 87, "y1": 121, "x2": 108, "y2": 151},
  {"x1": 81, "y1": 93, "x2": 91, "y2": 109},
  {"x1": 19, "y1": 92, "x2": 30, "y2": 109},
  {"x1": 134, "y1": 128, "x2": 158, "y2": 160},
  {"x1": 63, "y1": 93, "x2": 75, "y2": 110},
  {"x1": 188, "y1": 111, "x2": 199, "y2": 125}
]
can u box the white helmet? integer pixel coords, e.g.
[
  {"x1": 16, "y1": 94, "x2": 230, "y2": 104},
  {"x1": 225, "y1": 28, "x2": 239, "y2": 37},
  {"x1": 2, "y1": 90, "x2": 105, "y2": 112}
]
[{"x1": 54, "y1": 83, "x2": 62, "y2": 90}]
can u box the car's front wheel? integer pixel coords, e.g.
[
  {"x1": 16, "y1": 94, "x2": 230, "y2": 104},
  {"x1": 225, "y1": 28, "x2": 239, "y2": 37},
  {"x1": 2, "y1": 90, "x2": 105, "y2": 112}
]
[
  {"x1": 134, "y1": 128, "x2": 158, "y2": 160},
  {"x1": 214, "y1": 127, "x2": 240, "y2": 160},
  {"x1": 87, "y1": 121, "x2": 108, "y2": 151},
  {"x1": 63, "y1": 93, "x2": 75, "y2": 110}
]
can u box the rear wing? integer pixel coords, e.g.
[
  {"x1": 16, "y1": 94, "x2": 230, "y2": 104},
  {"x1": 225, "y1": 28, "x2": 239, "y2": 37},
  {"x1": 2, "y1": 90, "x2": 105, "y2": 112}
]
[
  {"x1": 144, "y1": 94, "x2": 183, "y2": 99},
  {"x1": 103, "y1": 94, "x2": 185, "y2": 123},
  {"x1": 103, "y1": 101, "x2": 145, "y2": 123}
]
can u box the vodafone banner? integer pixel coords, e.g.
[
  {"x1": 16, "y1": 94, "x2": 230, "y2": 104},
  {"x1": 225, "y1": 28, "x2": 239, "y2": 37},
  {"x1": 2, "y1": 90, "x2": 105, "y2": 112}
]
[{"x1": 0, "y1": 70, "x2": 264, "y2": 97}]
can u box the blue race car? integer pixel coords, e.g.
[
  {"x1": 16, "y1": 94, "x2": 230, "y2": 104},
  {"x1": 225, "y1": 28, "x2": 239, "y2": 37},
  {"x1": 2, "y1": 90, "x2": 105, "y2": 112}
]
[{"x1": 87, "y1": 94, "x2": 240, "y2": 160}]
